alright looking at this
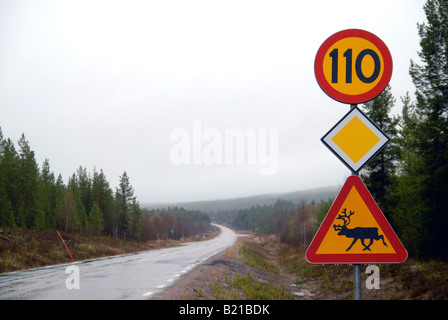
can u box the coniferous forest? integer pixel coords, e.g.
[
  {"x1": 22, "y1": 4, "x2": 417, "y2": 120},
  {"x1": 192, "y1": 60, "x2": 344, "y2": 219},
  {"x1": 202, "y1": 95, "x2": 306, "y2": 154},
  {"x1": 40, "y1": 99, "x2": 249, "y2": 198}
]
[
  {"x1": 360, "y1": 0, "x2": 448, "y2": 260},
  {"x1": 0, "y1": 130, "x2": 210, "y2": 241}
]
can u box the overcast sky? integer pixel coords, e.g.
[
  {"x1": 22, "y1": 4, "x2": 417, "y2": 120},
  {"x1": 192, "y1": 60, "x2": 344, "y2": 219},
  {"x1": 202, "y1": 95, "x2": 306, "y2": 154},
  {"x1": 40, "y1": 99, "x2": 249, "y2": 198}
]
[{"x1": 0, "y1": 0, "x2": 427, "y2": 203}]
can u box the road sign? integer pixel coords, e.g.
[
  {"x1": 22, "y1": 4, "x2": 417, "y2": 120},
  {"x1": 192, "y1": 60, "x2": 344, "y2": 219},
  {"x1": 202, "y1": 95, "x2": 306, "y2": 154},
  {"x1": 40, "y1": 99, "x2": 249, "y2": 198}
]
[
  {"x1": 321, "y1": 106, "x2": 389, "y2": 174},
  {"x1": 315, "y1": 29, "x2": 393, "y2": 104},
  {"x1": 306, "y1": 175, "x2": 407, "y2": 264}
]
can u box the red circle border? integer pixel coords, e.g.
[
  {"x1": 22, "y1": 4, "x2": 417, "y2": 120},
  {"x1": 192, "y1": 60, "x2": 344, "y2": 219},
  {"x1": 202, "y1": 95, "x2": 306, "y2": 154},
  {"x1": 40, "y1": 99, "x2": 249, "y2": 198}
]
[{"x1": 314, "y1": 29, "x2": 393, "y2": 104}]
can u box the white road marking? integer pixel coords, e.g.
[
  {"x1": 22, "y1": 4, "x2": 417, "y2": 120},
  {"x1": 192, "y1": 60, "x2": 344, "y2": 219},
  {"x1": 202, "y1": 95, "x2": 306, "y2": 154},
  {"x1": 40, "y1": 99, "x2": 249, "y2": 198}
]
[{"x1": 143, "y1": 292, "x2": 154, "y2": 297}]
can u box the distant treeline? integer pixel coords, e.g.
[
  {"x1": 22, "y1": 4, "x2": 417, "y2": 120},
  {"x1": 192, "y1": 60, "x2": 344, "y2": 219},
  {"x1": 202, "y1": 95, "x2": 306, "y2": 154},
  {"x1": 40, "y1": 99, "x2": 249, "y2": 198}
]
[
  {"x1": 212, "y1": 199, "x2": 332, "y2": 247},
  {"x1": 0, "y1": 129, "x2": 210, "y2": 241},
  {"x1": 141, "y1": 207, "x2": 211, "y2": 241}
]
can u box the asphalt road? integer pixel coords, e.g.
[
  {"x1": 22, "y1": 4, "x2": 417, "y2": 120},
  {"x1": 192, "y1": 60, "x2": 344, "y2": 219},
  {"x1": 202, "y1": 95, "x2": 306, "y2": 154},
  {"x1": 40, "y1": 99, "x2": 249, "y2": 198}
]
[{"x1": 0, "y1": 223, "x2": 236, "y2": 300}]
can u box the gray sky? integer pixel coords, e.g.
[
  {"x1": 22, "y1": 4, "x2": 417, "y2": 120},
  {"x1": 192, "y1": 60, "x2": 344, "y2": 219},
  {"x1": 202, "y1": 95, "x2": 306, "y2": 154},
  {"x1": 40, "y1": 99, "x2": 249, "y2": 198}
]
[{"x1": 0, "y1": 0, "x2": 427, "y2": 203}]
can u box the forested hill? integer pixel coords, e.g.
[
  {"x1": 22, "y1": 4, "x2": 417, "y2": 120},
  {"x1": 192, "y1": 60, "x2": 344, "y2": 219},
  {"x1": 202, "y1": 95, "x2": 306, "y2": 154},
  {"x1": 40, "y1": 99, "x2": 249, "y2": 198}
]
[{"x1": 142, "y1": 185, "x2": 339, "y2": 214}]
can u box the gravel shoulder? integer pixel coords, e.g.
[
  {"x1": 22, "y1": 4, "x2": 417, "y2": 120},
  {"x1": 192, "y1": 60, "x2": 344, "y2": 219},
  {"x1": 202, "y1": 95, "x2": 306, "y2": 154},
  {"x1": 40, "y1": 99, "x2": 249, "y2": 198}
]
[
  {"x1": 149, "y1": 233, "x2": 301, "y2": 300},
  {"x1": 149, "y1": 247, "x2": 230, "y2": 299}
]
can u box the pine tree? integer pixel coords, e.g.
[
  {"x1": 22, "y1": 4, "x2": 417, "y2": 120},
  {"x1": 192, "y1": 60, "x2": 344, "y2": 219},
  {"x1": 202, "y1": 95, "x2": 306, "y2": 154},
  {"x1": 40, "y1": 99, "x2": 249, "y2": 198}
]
[
  {"x1": 0, "y1": 127, "x2": 3, "y2": 156},
  {"x1": 76, "y1": 166, "x2": 92, "y2": 216},
  {"x1": 0, "y1": 146, "x2": 14, "y2": 227},
  {"x1": 17, "y1": 134, "x2": 41, "y2": 228},
  {"x1": 88, "y1": 202, "x2": 104, "y2": 236},
  {"x1": 91, "y1": 168, "x2": 114, "y2": 236},
  {"x1": 129, "y1": 198, "x2": 142, "y2": 240},
  {"x1": 392, "y1": 93, "x2": 427, "y2": 257},
  {"x1": 0, "y1": 138, "x2": 21, "y2": 227},
  {"x1": 114, "y1": 172, "x2": 135, "y2": 238},
  {"x1": 360, "y1": 85, "x2": 400, "y2": 218},
  {"x1": 43, "y1": 159, "x2": 57, "y2": 228},
  {"x1": 67, "y1": 173, "x2": 86, "y2": 232},
  {"x1": 57, "y1": 191, "x2": 77, "y2": 233}
]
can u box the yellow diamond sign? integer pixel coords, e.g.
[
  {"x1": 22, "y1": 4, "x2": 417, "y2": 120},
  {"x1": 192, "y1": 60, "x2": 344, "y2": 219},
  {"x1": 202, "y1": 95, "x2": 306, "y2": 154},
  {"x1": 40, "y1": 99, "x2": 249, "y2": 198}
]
[
  {"x1": 332, "y1": 116, "x2": 380, "y2": 163},
  {"x1": 322, "y1": 106, "x2": 389, "y2": 173}
]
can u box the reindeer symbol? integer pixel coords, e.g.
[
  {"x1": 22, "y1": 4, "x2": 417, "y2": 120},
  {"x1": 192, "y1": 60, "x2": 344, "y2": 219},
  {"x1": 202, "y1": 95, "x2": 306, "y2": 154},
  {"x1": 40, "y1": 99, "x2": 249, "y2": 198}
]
[{"x1": 333, "y1": 208, "x2": 388, "y2": 252}]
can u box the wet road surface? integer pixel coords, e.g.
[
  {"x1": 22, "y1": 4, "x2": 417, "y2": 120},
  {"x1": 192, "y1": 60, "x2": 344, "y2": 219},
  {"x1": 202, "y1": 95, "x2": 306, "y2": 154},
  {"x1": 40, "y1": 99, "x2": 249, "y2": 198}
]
[{"x1": 0, "y1": 224, "x2": 236, "y2": 300}]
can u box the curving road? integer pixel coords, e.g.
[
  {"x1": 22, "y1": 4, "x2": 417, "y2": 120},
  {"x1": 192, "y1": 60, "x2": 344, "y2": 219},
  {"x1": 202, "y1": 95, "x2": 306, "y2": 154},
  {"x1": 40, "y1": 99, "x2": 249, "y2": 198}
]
[{"x1": 0, "y1": 224, "x2": 236, "y2": 300}]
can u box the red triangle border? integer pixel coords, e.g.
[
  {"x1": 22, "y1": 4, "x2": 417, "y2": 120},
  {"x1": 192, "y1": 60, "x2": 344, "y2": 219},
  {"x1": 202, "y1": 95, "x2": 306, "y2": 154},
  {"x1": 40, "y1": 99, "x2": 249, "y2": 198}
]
[{"x1": 306, "y1": 175, "x2": 407, "y2": 264}]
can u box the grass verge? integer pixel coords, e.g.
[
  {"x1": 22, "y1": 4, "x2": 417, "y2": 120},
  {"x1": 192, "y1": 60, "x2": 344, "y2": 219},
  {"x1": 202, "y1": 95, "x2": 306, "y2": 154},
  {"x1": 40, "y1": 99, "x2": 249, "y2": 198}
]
[
  {"x1": 275, "y1": 239, "x2": 448, "y2": 300},
  {"x1": 210, "y1": 273, "x2": 294, "y2": 300}
]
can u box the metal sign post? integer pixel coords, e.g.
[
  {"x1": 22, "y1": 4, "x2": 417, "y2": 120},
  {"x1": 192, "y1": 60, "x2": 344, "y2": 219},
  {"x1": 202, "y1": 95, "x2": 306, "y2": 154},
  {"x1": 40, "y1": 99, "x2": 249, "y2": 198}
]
[
  {"x1": 350, "y1": 103, "x2": 361, "y2": 300},
  {"x1": 353, "y1": 263, "x2": 362, "y2": 300}
]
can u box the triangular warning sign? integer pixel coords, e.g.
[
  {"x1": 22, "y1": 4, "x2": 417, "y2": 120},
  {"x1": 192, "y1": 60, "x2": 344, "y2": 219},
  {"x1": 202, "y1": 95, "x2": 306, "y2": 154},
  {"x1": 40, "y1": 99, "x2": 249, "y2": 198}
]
[{"x1": 306, "y1": 175, "x2": 407, "y2": 264}]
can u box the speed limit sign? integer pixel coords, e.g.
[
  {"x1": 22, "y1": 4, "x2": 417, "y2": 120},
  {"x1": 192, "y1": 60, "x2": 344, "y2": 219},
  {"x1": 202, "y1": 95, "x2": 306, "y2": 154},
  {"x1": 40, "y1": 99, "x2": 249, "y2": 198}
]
[{"x1": 314, "y1": 29, "x2": 393, "y2": 104}]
